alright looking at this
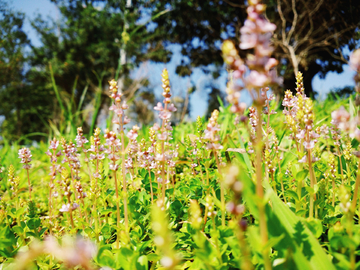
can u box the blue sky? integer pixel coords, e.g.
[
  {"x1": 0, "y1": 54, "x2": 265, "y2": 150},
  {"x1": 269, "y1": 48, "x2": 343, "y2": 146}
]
[{"x1": 11, "y1": 0, "x2": 356, "y2": 119}]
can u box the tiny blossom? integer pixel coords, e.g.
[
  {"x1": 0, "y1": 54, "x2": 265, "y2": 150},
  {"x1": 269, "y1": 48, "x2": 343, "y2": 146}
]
[
  {"x1": 18, "y1": 147, "x2": 32, "y2": 169},
  {"x1": 298, "y1": 154, "x2": 319, "y2": 164},
  {"x1": 108, "y1": 79, "x2": 131, "y2": 128},
  {"x1": 303, "y1": 140, "x2": 315, "y2": 150},
  {"x1": 75, "y1": 127, "x2": 88, "y2": 149},
  {"x1": 204, "y1": 110, "x2": 223, "y2": 150},
  {"x1": 59, "y1": 204, "x2": 70, "y2": 212},
  {"x1": 154, "y1": 102, "x2": 164, "y2": 111}
]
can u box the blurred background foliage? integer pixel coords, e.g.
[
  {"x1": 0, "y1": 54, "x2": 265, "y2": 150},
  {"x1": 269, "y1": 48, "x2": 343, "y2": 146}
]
[{"x1": 0, "y1": 0, "x2": 359, "y2": 143}]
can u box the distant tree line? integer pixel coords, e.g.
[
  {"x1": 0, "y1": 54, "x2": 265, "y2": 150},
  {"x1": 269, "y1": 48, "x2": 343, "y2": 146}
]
[{"x1": 1, "y1": 0, "x2": 359, "y2": 142}]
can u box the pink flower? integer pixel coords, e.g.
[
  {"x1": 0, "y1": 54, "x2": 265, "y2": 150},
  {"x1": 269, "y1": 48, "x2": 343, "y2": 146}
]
[
  {"x1": 168, "y1": 103, "x2": 177, "y2": 112},
  {"x1": 127, "y1": 130, "x2": 138, "y2": 140},
  {"x1": 157, "y1": 132, "x2": 167, "y2": 141},
  {"x1": 331, "y1": 106, "x2": 350, "y2": 124},
  {"x1": 296, "y1": 130, "x2": 305, "y2": 140},
  {"x1": 246, "y1": 70, "x2": 268, "y2": 88},
  {"x1": 265, "y1": 58, "x2": 278, "y2": 71},
  {"x1": 354, "y1": 128, "x2": 360, "y2": 141},
  {"x1": 159, "y1": 111, "x2": 171, "y2": 120},
  {"x1": 256, "y1": 18, "x2": 276, "y2": 32},
  {"x1": 153, "y1": 123, "x2": 160, "y2": 131},
  {"x1": 299, "y1": 154, "x2": 319, "y2": 163},
  {"x1": 59, "y1": 204, "x2": 70, "y2": 212},
  {"x1": 240, "y1": 33, "x2": 258, "y2": 50},
  {"x1": 109, "y1": 164, "x2": 119, "y2": 171},
  {"x1": 18, "y1": 147, "x2": 32, "y2": 169},
  {"x1": 121, "y1": 101, "x2": 129, "y2": 110},
  {"x1": 72, "y1": 203, "x2": 79, "y2": 210},
  {"x1": 303, "y1": 140, "x2": 315, "y2": 150},
  {"x1": 123, "y1": 116, "x2": 130, "y2": 124},
  {"x1": 154, "y1": 102, "x2": 164, "y2": 111}
]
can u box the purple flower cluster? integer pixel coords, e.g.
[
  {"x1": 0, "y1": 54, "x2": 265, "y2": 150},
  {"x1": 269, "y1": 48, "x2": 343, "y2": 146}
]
[
  {"x1": 46, "y1": 138, "x2": 62, "y2": 179},
  {"x1": 331, "y1": 106, "x2": 360, "y2": 141},
  {"x1": 18, "y1": 147, "x2": 32, "y2": 170},
  {"x1": 204, "y1": 110, "x2": 223, "y2": 150},
  {"x1": 108, "y1": 79, "x2": 130, "y2": 128},
  {"x1": 222, "y1": 0, "x2": 281, "y2": 102},
  {"x1": 61, "y1": 139, "x2": 81, "y2": 180},
  {"x1": 153, "y1": 69, "x2": 177, "y2": 143},
  {"x1": 104, "y1": 129, "x2": 121, "y2": 171},
  {"x1": 75, "y1": 127, "x2": 89, "y2": 150}
]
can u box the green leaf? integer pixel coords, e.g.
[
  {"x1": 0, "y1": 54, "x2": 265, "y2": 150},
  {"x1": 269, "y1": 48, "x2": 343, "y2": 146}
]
[
  {"x1": 97, "y1": 248, "x2": 116, "y2": 268},
  {"x1": 136, "y1": 255, "x2": 148, "y2": 270},
  {"x1": 263, "y1": 181, "x2": 335, "y2": 270},
  {"x1": 296, "y1": 170, "x2": 309, "y2": 181},
  {"x1": 285, "y1": 190, "x2": 300, "y2": 201},
  {"x1": 27, "y1": 218, "x2": 41, "y2": 230},
  {"x1": 303, "y1": 219, "x2": 323, "y2": 238}
]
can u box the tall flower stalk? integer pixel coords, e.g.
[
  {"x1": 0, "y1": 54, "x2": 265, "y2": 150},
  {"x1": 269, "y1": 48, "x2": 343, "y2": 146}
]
[
  {"x1": 109, "y1": 79, "x2": 131, "y2": 233},
  {"x1": 18, "y1": 147, "x2": 32, "y2": 200},
  {"x1": 45, "y1": 138, "x2": 61, "y2": 233},
  {"x1": 204, "y1": 109, "x2": 225, "y2": 226},
  {"x1": 153, "y1": 69, "x2": 177, "y2": 202},
  {"x1": 104, "y1": 129, "x2": 121, "y2": 248},
  {"x1": 222, "y1": 0, "x2": 281, "y2": 268}
]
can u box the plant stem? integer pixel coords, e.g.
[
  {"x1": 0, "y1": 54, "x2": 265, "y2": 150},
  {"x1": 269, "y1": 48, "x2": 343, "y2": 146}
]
[
  {"x1": 214, "y1": 152, "x2": 225, "y2": 226},
  {"x1": 67, "y1": 194, "x2": 75, "y2": 229},
  {"x1": 254, "y1": 103, "x2": 271, "y2": 270},
  {"x1": 114, "y1": 171, "x2": 121, "y2": 249},
  {"x1": 26, "y1": 169, "x2": 31, "y2": 200},
  {"x1": 336, "y1": 145, "x2": 345, "y2": 184},
  {"x1": 211, "y1": 216, "x2": 223, "y2": 265},
  {"x1": 332, "y1": 179, "x2": 335, "y2": 208},
  {"x1": 351, "y1": 161, "x2": 360, "y2": 212},
  {"x1": 307, "y1": 149, "x2": 315, "y2": 219},
  {"x1": 120, "y1": 131, "x2": 129, "y2": 234},
  {"x1": 148, "y1": 168, "x2": 154, "y2": 203}
]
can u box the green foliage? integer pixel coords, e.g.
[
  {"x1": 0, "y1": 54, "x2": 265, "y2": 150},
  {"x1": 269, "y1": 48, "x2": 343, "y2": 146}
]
[{"x1": 0, "y1": 93, "x2": 359, "y2": 269}]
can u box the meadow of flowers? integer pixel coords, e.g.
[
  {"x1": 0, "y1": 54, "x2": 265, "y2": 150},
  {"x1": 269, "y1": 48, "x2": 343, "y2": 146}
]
[{"x1": 1, "y1": 1, "x2": 360, "y2": 270}]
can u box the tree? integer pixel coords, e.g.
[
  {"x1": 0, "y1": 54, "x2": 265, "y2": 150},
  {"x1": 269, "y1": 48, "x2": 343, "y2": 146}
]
[
  {"x1": 151, "y1": 0, "x2": 246, "y2": 76},
  {"x1": 269, "y1": 0, "x2": 360, "y2": 96},
  {"x1": 151, "y1": 0, "x2": 360, "y2": 97},
  {"x1": 0, "y1": 1, "x2": 52, "y2": 142},
  {"x1": 29, "y1": 0, "x2": 171, "y2": 134}
]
